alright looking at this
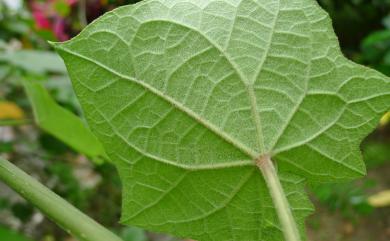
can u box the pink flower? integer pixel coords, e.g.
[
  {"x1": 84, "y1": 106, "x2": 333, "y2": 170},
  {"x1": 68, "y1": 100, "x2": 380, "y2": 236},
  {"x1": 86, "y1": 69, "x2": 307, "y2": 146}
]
[
  {"x1": 32, "y1": 10, "x2": 52, "y2": 30},
  {"x1": 66, "y1": 0, "x2": 78, "y2": 5},
  {"x1": 30, "y1": 0, "x2": 77, "y2": 40},
  {"x1": 53, "y1": 18, "x2": 69, "y2": 41}
]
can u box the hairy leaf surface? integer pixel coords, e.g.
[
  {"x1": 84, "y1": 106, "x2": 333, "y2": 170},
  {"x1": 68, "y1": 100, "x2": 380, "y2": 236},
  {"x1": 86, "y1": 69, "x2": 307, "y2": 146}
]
[{"x1": 54, "y1": 0, "x2": 390, "y2": 240}]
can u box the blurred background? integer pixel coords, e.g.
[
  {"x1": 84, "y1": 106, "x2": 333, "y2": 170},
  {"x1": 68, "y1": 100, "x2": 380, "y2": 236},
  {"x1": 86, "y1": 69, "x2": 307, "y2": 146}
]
[{"x1": 0, "y1": 0, "x2": 389, "y2": 241}]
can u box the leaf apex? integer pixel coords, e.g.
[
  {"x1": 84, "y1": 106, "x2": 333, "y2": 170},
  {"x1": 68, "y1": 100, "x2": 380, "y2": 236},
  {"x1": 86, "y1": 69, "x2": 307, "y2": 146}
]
[{"x1": 48, "y1": 41, "x2": 60, "y2": 49}]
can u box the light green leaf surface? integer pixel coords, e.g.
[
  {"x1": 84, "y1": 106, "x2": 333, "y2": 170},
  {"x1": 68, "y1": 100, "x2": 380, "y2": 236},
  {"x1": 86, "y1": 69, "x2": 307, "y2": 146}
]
[
  {"x1": 54, "y1": 0, "x2": 390, "y2": 240},
  {"x1": 23, "y1": 79, "x2": 106, "y2": 161}
]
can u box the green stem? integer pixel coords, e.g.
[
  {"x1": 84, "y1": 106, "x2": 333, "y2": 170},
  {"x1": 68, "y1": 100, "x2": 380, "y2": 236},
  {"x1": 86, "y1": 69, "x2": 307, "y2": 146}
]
[
  {"x1": 257, "y1": 155, "x2": 301, "y2": 241},
  {"x1": 78, "y1": 0, "x2": 88, "y2": 28},
  {"x1": 0, "y1": 158, "x2": 123, "y2": 241}
]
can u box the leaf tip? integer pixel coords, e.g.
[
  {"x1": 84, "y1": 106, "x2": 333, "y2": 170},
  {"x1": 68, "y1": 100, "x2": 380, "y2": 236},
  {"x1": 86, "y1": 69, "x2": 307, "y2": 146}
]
[{"x1": 48, "y1": 41, "x2": 60, "y2": 49}]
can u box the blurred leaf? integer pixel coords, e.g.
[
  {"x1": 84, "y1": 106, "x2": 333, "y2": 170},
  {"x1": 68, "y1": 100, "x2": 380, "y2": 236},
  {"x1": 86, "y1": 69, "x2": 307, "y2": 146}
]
[
  {"x1": 0, "y1": 101, "x2": 25, "y2": 120},
  {"x1": 47, "y1": 161, "x2": 90, "y2": 208},
  {"x1": 0, "y1": 50, "x2": 67, "y2": 74},
  {"x1": 0, "y1": 141, "x2": 13, "y2": 153},
  {"x1": 311, "y1": 180, "x2": 375, "y2": 217},
  {"x1": 0, "y1": 197, "x2": 10, "y2": 210},
  {"x1": 363, "y1": 141, "x2": 390, "y2": 168},
  {"x1": 0, "y1": 65, "x2": 11, "y2": 80},
  {"x1": 45, "y1": 75, "x2": 81, "y2": 112},
  {"x1": 380, "y1": 112, "x2": 390, "y2": 126},
  {"x1": 120, "y1": 227, "x2": 147, "y2": 241},
  {"x1": 1, "y1": 0, "x2": 23, "y2": 12},
  {"x1": 54, "y1": 0, "x2": 71, "y2": 17},
  {"x1": 368, "y1": 190, "x2": 390, "y2": 207},
  {"x1": 39, "y1": 133, "x2": 70, "y2": 155},
  {"x1": 383, "y1": 14, "x2": 390, "y2": 29},
  {"x1": 361, "y1": 30, "x2": 390, "y2": 63},
  {"x1": 34, "y1": 30, "x2": 57, "y2": 43},
  {"x1": 3, "y1": 21, "x2": 30, "y2": 36},
  {"x1": 11, "y1": 202, "x2": 34, "y2": 222},
  {"x1": 0, "y1": 226, "x2": 34, "y2": 241},
  {"x1": 22, "y1": 79, "x2": 107, "y2": 162},
  {"x1": 383, "y1": 50, "x2": 390, "y2": 65}
]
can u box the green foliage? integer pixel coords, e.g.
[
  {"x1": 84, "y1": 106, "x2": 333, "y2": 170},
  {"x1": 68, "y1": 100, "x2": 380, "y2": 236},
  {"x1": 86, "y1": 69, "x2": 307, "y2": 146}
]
[
  {"x1": 0, "y1": 2, "x2": 32, "y2": 42},
  {"x1": 318, "y1": 0, "x2": 390, "y2": 51},
  {"x1": 0, "y1": 50, "x2": 67, "y2": 74},
  {"x1": 55, "y1": 0, "x2": 390, "y2": 240},
  {"x1": 47, "y1": 161, "x2": 91, "y2": 208},
  {"x1": 312, "y1": 181, "x2": 375, "y2": 218},
  {"x1": 120, "y1": 227, "x2": 147, "y2": 241},
  {"x1": 361, "y1": 30, "x2": 390, "y2": 75},
  {"x1": 363, "y1": 140, "x2": 390, "y2": 168},
  {"x1": 22, "y1": 78, "x2": 107, "y2": 161},
  {"x1": 0, "y1": 226, "x2": 34, "y2": 241},
  {"x1": 11, "y1": 202, "x2": 34, "y2": 222}
]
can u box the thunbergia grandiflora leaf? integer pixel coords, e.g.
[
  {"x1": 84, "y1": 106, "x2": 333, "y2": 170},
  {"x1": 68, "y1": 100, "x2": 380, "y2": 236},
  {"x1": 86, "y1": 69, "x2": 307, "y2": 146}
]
[{"x1": 54, "y1": 0, "x2": 390, "y2": 240}]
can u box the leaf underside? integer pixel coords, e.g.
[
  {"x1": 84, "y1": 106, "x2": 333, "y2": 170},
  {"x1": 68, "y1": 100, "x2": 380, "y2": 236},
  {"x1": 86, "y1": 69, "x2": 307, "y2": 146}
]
[{"x1": 55, "y1": 0, "x2": 390, "y2": 240}]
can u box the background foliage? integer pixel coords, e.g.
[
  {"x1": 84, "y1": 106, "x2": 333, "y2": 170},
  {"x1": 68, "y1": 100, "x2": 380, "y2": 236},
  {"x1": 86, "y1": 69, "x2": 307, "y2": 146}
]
[{"x1": 0, "y1": 1, "x2": 389, "y2": 241}]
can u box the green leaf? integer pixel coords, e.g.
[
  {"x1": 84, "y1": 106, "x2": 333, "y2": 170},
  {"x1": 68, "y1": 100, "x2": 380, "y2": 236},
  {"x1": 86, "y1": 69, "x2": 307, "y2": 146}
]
[
  {"x1": 54, "y1": 0, "x2": 390, "y2": 240},
  {"x1": 0, "y1": 65, "x2": 11, "y2": 81},
  {"x1": 361, "y1": 30, "x2": 390, "y2": 63},
  {"x1": 0, "y1": 50, "x2": 67, "y2": 74},
  {"x1": 120, "y1": 227, "x2": 147, "y2": 241},
  {"x1": 0, "y1": 226, "x2": 34, "y2": 241},
  {"x1": 22, "y1": 79, "x2": 107, "y2": 161}
]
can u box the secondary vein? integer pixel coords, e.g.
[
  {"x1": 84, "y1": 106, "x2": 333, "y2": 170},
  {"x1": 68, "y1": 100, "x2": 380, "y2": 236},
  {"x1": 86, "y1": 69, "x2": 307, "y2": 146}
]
[{"x1": 57, "y1": 47, "x2": 258, "y2": 160}]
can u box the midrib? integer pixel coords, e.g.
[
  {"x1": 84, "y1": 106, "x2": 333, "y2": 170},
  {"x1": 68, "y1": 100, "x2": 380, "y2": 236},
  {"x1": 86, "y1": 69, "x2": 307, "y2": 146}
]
[
  {"x1": 59, "y1": 2, "x2": 281, "y2": 162},
  {"x1": 57, "y1": 47, "x2": 258, "y2": 161},
  {"x1": 133, "y1": 17, "x2": 280, "y2": 155},
  {"x1": 246, "y1": 0, "x2": 281, "y2": 154}
]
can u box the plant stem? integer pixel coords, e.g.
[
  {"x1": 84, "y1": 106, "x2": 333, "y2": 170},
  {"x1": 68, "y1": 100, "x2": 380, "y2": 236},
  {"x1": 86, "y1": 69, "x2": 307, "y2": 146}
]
[
  {"x1": 257, "y1": 155, "x2": 301, "y2": 241},
  {"x1": 78, "y1": 0, "x2": 88, "y2": 28},
  {"x1": 0, "y1": 158, "x2": 123, "y2": 241}
]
